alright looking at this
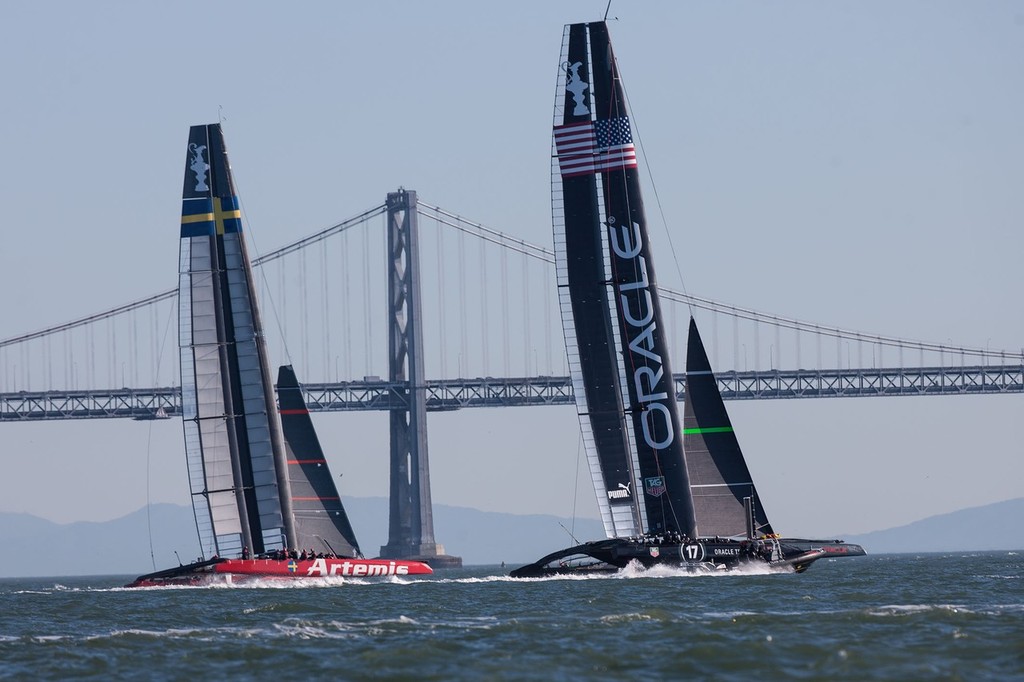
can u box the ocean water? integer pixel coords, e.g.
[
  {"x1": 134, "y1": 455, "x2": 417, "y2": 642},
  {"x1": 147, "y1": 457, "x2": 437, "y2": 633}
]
[{"x1": 1, "y1": 552, "x2": 1021, "y2": 681}]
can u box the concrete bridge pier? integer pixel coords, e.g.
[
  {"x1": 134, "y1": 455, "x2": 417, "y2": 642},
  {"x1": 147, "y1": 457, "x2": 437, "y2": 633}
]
[{"x1": 378, "y1": 189, "x2": 462, "y2": 568}]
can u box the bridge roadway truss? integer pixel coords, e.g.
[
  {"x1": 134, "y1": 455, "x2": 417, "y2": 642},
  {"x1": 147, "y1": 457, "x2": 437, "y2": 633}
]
[{"x1": 2, "y1": 364, "x2": 1021, "y2": 422}]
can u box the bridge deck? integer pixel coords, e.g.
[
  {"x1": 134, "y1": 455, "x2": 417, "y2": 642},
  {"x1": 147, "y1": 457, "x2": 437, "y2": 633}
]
[{"x1": 1, "y1": 365, "x2": 1020, "y2": 421}]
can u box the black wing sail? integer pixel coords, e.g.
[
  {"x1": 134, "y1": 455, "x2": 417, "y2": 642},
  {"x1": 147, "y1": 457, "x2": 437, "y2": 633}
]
[
  {"x1": 277, "y1": 365, "x2": 361, "y2": 558},
  {"x1": 554, "y1": 23, "x2": 643, "y2": 537},
  {"x1": 683, "y1": 318, "x2": 774, "y2": 537},
  {"x1": 553, "y1": 22, "x2": 696, "y2": 537}
]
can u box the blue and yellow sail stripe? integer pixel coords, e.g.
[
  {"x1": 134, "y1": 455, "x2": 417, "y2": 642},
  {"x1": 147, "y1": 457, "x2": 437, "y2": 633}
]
[{"x1": 180, "y1": 195, "x2": 242, "y2": 238}]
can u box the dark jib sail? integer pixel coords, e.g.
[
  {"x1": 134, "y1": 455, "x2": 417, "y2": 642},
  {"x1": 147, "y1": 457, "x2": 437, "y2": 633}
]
[
  {"x1": 683, "y1": 318, "x2": 774, "y2": 538},
  {"x1": 178, "y1": 123, "x2": 295, "y2": 559},
  {"x1": 277, "y1": 364, "x2": 361, "y2": 558},
  {"x1": 553, "y1": 21, "x2": 695, "y2": 537}
]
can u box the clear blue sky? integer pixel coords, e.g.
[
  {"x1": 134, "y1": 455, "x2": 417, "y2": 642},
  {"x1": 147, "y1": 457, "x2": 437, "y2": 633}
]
[{"x1": 1, "y1": 1, "x2": 1022, "y2": 539}]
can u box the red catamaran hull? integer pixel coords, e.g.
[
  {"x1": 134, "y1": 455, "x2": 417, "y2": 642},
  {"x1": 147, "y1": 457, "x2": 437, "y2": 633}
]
[{"x1": 126, "y1": 557, "x2": 433, "y2": 587}]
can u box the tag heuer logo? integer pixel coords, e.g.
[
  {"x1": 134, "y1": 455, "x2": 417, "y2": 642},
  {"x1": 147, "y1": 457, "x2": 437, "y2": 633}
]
[{"x1": 645, "y1": 476, "x2": 666, "y2": 497}]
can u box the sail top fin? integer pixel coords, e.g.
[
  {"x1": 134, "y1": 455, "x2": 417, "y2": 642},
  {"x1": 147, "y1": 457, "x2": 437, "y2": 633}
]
[
  {"x1": 180, "y1": 124, "x2": 242, "y2": 238},
  {"x1": 686, "y1": 316, "x2": 715, "y2": 376}
]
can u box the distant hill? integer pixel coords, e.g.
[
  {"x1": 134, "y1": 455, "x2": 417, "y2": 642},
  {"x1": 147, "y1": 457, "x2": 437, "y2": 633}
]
[
  {"x1": 5, "y1": 497, "x2": 1021, "y2": 578},
  {"x1": 344, "y1": 497, "x2": 603, "y2": 566},
  {"x1": 0, "y1": 498, "x2": 602, "y2": 578},
  {"x1": 0, "y1": 503, "x2": 201, "y2": 579},
  {"x1": 844, "y1": 497, "x2": 1024, "y2": 554}
]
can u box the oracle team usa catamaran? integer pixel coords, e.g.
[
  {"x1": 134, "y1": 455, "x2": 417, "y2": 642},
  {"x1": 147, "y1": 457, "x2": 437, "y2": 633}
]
[
  {"x1": 511, "y1": 21, "x2": 864, "y2": 578},
  {"x1": 128, "y1": 124, "x2": 431, "y2": 586}
]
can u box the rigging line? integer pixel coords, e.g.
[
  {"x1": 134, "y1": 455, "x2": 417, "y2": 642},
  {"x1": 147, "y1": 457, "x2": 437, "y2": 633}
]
[
  {"x1": 234, "y1": 178, "x2": 294, "y2": 368},
  {"x1": 146, "y1": 295, "x2": 177, "y2": 571},
  {"x1": 618, "y1": 58, "x2": 694, "y2": 319},
  {"x1": 571, "y1": 431, "x2": 583, "y2": 538},
  {"x1": 145, "y1": 417, "x2": 156, "y2": 571}
]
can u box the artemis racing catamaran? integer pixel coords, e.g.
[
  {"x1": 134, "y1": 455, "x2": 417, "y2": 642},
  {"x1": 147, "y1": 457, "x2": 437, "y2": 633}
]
[
  {"x1": 127, "y1": 124, "x2": 431, "y2": 586},
  {"x1": 510, "y1": 22, "x2": 864, "y2": 578}
]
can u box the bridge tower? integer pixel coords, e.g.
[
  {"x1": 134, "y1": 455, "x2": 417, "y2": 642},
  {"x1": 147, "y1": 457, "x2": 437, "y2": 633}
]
[{"x1": 379, "y1": 189, "x2": 461, "y2": 567}]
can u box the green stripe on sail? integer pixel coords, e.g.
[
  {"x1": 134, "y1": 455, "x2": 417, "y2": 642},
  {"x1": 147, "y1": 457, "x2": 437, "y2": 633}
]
[{"x1": 683, "y1": 426, "x2": 734, "y2": 435}]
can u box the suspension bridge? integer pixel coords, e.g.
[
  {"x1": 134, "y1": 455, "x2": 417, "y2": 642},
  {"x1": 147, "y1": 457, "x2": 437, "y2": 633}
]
[
  {"x1": 2, "y1": 191, "x2": 1022, "y2": 422},
  {"x1": 4, "y1": 188, "x2": 1021, "y2": 561}
]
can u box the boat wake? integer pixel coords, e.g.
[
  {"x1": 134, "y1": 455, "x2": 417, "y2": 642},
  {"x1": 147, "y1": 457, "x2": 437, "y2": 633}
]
[{"x1": 499, "y1": 557, "x2": 778, "y2": 581}]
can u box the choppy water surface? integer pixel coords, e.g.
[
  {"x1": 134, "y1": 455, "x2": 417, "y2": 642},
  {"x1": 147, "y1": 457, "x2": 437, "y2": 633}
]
[{"x1": 1, "y1": 553, "x2": 1022, "y2": 680}]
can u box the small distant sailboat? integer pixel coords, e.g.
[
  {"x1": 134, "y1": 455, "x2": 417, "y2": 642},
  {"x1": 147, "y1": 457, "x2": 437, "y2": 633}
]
[
  {"x1": 511, "y1": 22, "x2": 864, "y2": 578},
  {"x1": 128, "y1": 124, "x2": 431, "y2": 586}
]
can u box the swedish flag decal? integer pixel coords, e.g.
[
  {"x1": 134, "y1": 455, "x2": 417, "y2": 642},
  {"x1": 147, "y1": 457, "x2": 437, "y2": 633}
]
[
  {"x1": 213, "y1": 195, "x2": 242, "y2": 234},
  {"x1": 180, "y1": 196, "x2": 241, "y2": 238}
]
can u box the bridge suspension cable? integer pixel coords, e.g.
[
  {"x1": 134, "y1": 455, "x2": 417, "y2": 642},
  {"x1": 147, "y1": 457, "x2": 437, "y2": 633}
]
[
  {"x1": 3, "y1": 198, "x2": 1020, "y2": 386},
  {"x1": 419, "y1": 201, "x2": 1022, "y2": 363},
  {"x1": 0, "y1": 204, "x2": 387, "y2": 349}
]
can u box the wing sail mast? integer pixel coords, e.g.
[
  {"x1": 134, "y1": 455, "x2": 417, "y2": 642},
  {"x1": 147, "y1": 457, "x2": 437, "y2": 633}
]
[
  {"x1": 178, "y1": 123, "x2": 296, "y2": 558},
  {"x1": 553, "y1": 22, "x2": 696, "y2": 538}
]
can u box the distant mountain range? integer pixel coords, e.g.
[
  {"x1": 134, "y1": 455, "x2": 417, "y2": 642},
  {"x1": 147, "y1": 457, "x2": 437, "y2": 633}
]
[
  {"x1": 842, "y1": 497, "x2": 1024, "y2": 554},
  {"x1": 0, "y1": 498, "x2": 602, "y2": 578},
  {"x1": 2, "y1": 497, "x2": 1021, "y2": 578}
]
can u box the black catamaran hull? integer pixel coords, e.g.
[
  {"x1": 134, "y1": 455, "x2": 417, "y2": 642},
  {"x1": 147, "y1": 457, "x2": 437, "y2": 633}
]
[{"x1": 510, "y1": 537, "x2": 866, "y2": 578}]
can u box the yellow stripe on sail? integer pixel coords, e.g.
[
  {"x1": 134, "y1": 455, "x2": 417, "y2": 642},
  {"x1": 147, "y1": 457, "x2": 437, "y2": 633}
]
[{"x1": 213, "y1": 199, "x2": 241, "y2": 235}]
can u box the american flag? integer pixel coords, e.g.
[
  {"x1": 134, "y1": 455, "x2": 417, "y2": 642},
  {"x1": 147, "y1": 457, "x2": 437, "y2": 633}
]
[{"x1": 553, "y1": 116, "x2": 638, "y2": 177}]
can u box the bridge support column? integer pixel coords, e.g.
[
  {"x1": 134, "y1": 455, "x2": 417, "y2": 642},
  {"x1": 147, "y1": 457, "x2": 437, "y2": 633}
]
[{"x1": 379, "y1": 189, "x2": 461, "y2": 568}]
